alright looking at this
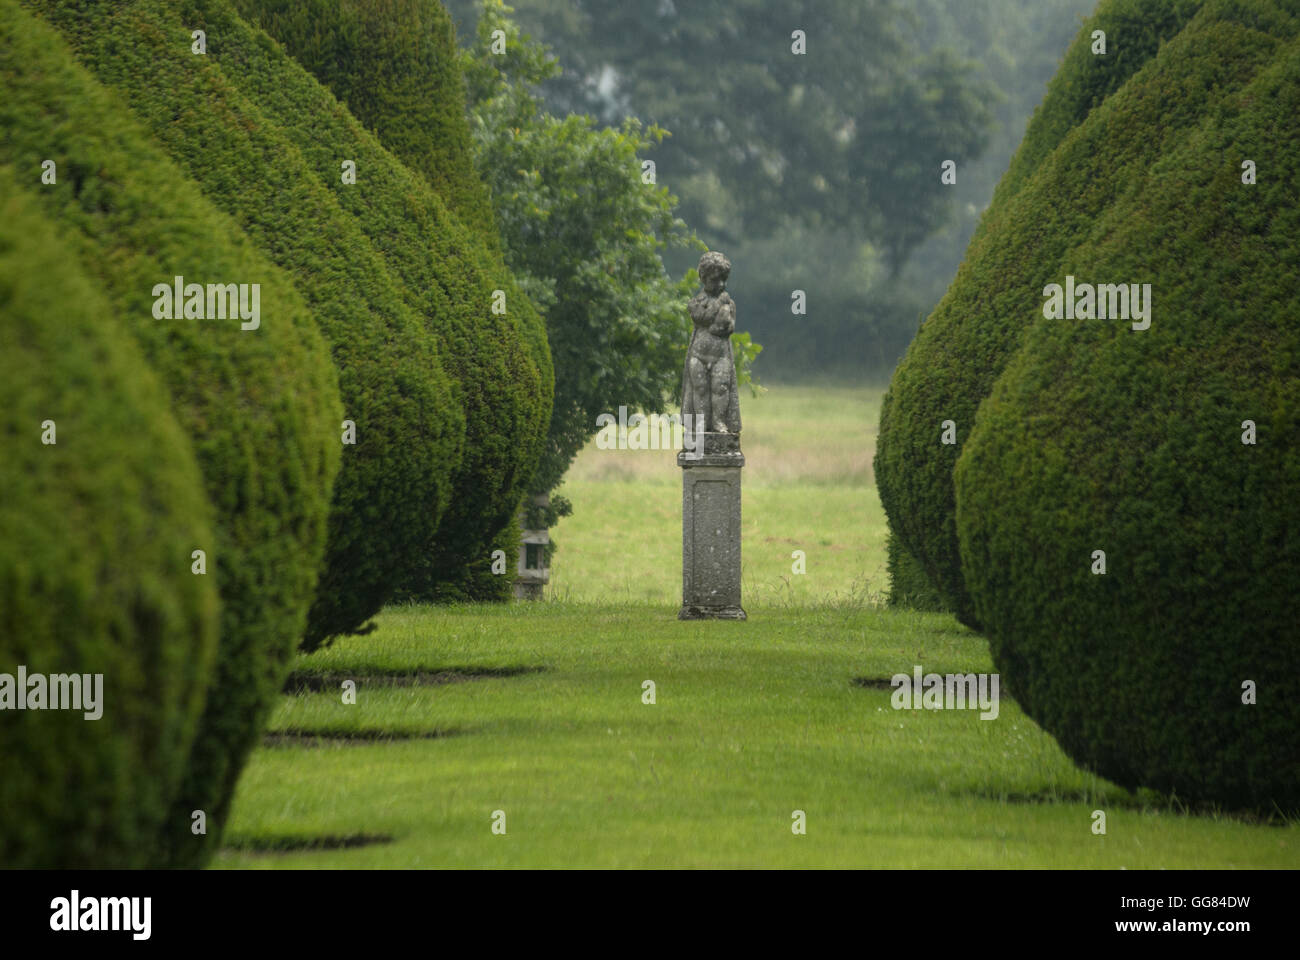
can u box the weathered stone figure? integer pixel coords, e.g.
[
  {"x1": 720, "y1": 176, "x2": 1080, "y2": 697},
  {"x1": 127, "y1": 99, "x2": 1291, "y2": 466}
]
[
  {"x1": 678, "y1": 251, "x2": 745, "y2": 621},
  {"x1": 682, "y1": 251, "x2": 741, "y2": 436}
]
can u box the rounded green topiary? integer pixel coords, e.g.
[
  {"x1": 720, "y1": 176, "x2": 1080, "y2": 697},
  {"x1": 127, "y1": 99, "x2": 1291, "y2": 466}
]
[
  {"x1": 0, "y1": 2, "x2": 342, "y2": 865},
  {"x1": 995, "y1": 0, "x2": 1208, "y2": 204},
  {"x1": 172, "y1": 0, "x2": 553, "y2": 602},
  {"x1": 35, "y1": 0, "x2": 467, "y2": 649},
  {"x1": 0, "y1": 177, "x2": 220, "y2": 867},
  {"x1": 886, "y1": 531, "x2": 949, "y2": 613},
  {"x1": 232, "y1": 0, "x2": 500, "y2": 246},
  {"x1": 954, "y1": 4, "x2": 1300, "y2": 812},
  {"x1": 874, "y1": 0, "x2": 1272, "y2": 626}
]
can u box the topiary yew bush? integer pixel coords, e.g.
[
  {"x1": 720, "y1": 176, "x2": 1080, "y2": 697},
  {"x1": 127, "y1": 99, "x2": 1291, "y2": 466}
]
[
  {"x1": 34, "y1": 0, "x2": 467, "y2": 649},
  {"x1": 233, "y1": 0, "x2": 500, "y2": 245},
  {"x1": 994, "y1": 0, "x2": 1207, "y2": 204},
  {"x1": 886, "y1": 531, "x2": 949, "y2": 612},
  {"x1": 0, "y1": 1, "x2": 342, "y2": 864},
  {"x1": 874, "y1": 0, "x2": 1254, "y2": 626},
  {"x1": 171, "y1": 0, "x2": 553, "y2": 602},
  {"x1": 954, "y1": 0, "x2": 1300, "y2": 812},
  {"x1": 0, "y1": 177, "x2": 220, "y2": 867}
]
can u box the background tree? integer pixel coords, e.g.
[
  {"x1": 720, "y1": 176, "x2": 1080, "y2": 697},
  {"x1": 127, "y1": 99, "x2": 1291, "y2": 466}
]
[
  {"x1": 446, "y1": 0, "x2": 1092, "y2": 378},
  {"x1": 460, "y1": 1, "x2": 758, "y2": 527}
]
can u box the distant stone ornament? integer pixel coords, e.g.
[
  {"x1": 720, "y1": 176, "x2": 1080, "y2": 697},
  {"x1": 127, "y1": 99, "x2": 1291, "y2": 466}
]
[{"x1": 678, "y1": 251, "x2": 746, "y2": 621}]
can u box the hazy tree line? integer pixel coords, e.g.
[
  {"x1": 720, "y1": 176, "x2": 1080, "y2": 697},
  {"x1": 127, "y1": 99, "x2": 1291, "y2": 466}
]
[{"x1": 445, "y1": 0, "x2": 1096, "y2": 378}]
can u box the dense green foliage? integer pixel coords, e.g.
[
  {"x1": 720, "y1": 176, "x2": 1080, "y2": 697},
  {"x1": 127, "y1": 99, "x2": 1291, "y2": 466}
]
[
  {"x1": 955, "y1": 0, "x2": 1300, "y2": 812},
  {"x1": 458, "y1": 1, "x2": 707, "y2": 496},
  {"x1": 34, "y1": 0, "x2": 466, "y2": 648},
  {"x1": 994, "y1": 0, "x2": 1205, "y2": 203},
  {"x1": 876, "y1": 0, "x2": 1216, "y2": 625},
  {"x1": 0, "y1": 180, "x2": 219, "y2": 867},
  {"x1": 182, "y1": 0, "x2": 552, "y2": 602},
  {"x1": 886, "y1": 532, "x2": 949, "y2": 613},
  {"x1": 0, "y1": 2, "x2": 342, "y2": 865},
  {"x1": 232, "y1": 0, "x2": 499, "y2": 244}
]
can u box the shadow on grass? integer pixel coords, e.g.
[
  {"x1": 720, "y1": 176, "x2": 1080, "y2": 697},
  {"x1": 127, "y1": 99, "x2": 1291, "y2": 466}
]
[
  {"x1": 222, "y1": 833, "x2": 394, "y2": 854},
  {"x1": 960, "y1": 784, "x2": 1137, "y2": 809},
  {"x1": 283, "y1": 665, "x2": 545, "y2": 694},
  {"x1": 262, "y1": 729, "x2": 463, "y2": 747},
  {"x1": 851, "y1": 675, "x2": 1019, "y2": 700},
  {"x1": 955, "y1": 775, "x2": 1294, "y2": 828},
  {"x1": 851, "y1": 676, "x2": 897, "y2": 691}
]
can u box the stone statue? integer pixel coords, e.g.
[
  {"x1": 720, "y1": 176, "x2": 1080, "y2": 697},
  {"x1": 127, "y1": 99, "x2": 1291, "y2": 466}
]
[
  {"x1": 678, "y1": 250, "x2": 746, "y2": 620},
  {"x1": 682, "y1": 251, "x2": 741, "y2": 436}
]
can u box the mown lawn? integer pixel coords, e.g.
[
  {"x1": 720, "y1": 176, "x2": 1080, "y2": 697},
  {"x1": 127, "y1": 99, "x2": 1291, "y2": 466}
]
[
  {"x1": 219, "y1": 603, "x2": 1295, "y2": 868},
  {"x1": 218, "y1": 383, "x2": 1297, "y2": 867}
]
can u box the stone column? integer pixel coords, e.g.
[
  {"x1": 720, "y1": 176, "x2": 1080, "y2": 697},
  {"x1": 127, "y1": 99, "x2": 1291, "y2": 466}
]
[{"x1": 678, "y1": 433, "x2": 746, "y2": 620}]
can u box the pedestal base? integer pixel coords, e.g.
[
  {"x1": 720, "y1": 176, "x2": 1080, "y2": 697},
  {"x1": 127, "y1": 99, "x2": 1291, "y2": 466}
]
[
  {"x1": 678, "y1": 603, "x2": 747, "y2": 621},
  {"x1": 678, "y1": 433, "x2": 745, "y2": 621}
]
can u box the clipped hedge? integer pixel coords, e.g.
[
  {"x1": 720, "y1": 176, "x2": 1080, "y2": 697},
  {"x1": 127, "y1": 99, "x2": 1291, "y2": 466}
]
[
  {"x1": 995, "y1": 0, "x2": 1207, "y2": 203},
  {"x1": 874, "y1": 0, "x2": 1267, "y2": 626},
  {"x1": 0, "y1": 179, "x2": 219, "y2": 867},
  {"x1": 36, "y1": 0, "x2": 466, "y2": 648},
  {"x1": 955, "y1": 1, "x2": 1300, "y2": 811},
  {"x1": 886, "y1": 531, "x2": 948, "y2": 613},
  {"x1": 176, "y1": 0, "x2": 552, "y2": 601},
  {"x1": 233, "y1": 0, "x2": 500, "y2": 245},
  {"x1": 0, "y1": 2, "x2": 342, "y2": 864}
]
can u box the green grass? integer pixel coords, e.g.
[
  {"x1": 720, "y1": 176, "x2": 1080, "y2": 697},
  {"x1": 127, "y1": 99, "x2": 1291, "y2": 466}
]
[
  {"x1": 219, "y1": 603, "x2": 1296, "y2": 867},
  {"x1": 218, "y1": 382, "x2": 1298, "y2": 867}
]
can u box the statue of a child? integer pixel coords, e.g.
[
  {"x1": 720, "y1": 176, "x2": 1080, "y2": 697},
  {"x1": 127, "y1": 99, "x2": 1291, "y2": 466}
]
[{"x1": 682, "y1": 251, "x2": 742, "y2": 435}]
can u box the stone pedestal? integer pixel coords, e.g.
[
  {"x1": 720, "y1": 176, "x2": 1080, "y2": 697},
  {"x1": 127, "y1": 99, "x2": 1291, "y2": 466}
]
[
  {"x1": 678, "y1": 433, "x2": 746, "y2": 620},
  {"x1": 513, "y1": 492, "x2": 550, "y2": 601}
]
